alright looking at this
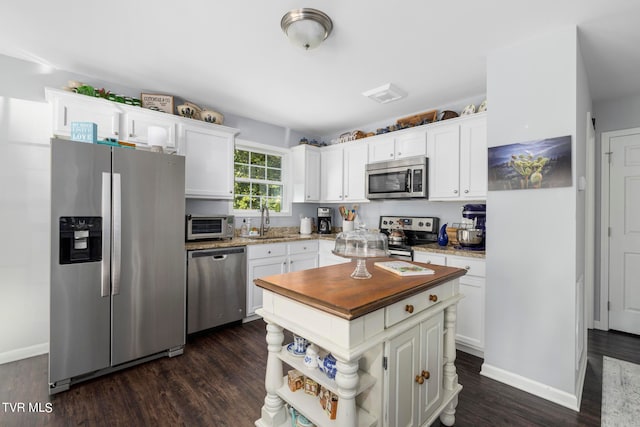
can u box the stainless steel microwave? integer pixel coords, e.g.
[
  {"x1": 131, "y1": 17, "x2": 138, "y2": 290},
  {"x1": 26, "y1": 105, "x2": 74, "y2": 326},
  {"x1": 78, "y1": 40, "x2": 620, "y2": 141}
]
[
  {"x1": 365, "y1": 156, "x2": 428, "y2": 199},
  {"x1": 186, "y1": 214, "x2": 235, "y2": 241}
]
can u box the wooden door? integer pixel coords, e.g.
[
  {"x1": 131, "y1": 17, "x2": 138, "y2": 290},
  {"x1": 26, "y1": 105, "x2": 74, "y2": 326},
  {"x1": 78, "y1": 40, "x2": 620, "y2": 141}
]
[{"x1": 609, "y1": 129, "x2": 640, "y2": 334}]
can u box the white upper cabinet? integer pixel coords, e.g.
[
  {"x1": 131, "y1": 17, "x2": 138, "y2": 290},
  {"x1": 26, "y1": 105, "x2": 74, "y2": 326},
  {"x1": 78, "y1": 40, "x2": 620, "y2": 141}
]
[
  {"x1": 368, "y1": 129, "x2": 427, "y2": 163},
  {"x1": 320, "y1": 145, "x2": 344, "y2": 202},
  {"x1": 177, "y1": 121, "x2": 238, "y2": 199},
  {"x1": 342, "y1": 141, "x2": 368, "y2": 201},
  {"x1": 459, "y1": 116, "x2": 488, "y2": 199},
  {"x1": 47, "y1": 88, "x2": 121, "y2": 140},
  {"x1": 122, "y1": 108, "x2": 178, "y2": 149},
  {"x1": 320, "y1": 140, "x2": 369, "y2": 203},
  {"x1": 291, "y1": 144, "x2": 321, "y2": 202},
  {"x1": 47, "y1": 87, "x2": 178, "y2": 150},
  {"x1": 427, "y1": 114, "x2": 487, "y2": 201}
]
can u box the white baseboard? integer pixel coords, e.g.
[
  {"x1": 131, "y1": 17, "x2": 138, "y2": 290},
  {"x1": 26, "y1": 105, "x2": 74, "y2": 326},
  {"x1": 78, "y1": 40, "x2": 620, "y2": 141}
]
[
  {"x1": 0, "y1": 342, "x2": 49, "y2": 365},
  {"x1": 456, "y1": 342, "x2": 484, "y2": 359},
  {"x1": 480, "y1": 363, "x2": 580, "y2": 411}
]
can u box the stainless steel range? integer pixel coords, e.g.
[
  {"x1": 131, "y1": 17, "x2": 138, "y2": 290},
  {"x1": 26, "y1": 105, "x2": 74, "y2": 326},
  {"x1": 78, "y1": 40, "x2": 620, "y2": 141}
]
[{"x1": 379, "y1": 216, "x2": 440, "y2": 260}]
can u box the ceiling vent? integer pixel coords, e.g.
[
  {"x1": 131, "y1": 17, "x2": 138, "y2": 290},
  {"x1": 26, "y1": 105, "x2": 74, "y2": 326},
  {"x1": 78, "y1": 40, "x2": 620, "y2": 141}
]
[{"x1": 362, "y1": 83, "x2": 407, "y2": 104}]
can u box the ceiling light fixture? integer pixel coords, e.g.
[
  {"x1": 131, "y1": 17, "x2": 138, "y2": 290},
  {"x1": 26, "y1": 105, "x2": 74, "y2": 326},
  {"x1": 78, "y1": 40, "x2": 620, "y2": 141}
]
[
  {"x1": 362, "y1": 83, "x2": 408, "y2": 104},
  {"x1": 281, "y1": 8, "x2": 333, "y2": 50}
]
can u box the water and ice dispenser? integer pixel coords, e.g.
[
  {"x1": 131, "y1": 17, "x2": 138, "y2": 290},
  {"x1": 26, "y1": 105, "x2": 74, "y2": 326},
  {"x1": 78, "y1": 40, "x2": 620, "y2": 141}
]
[{"x1": 59, "y1": 217, "x2": 102, "y2": 264}]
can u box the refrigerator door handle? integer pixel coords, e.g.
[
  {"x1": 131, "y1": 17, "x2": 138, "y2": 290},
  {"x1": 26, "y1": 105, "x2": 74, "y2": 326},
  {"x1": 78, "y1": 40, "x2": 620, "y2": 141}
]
[
  {"x1": 101, "y1": 172, "x2": 111, "y2": 298},
  {"x1": 112, "y1": 173, "x2": 122, "y2": 296}
]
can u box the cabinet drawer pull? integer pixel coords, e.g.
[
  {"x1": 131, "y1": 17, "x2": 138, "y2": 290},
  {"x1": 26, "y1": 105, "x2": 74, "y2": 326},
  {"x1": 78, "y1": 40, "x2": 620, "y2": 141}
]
[
  {"x1": 429, "y1": 294, "x2": 438, "y2": 302},
  {"x1": 415, "y1": 375, "x2": 424, "y2": 384},
  {"x1": 421, "y1": 370, "x2": 430, "y2": 380},
  {"x1": 405, "y1": 304, "x2": 414, "y2": 314}
]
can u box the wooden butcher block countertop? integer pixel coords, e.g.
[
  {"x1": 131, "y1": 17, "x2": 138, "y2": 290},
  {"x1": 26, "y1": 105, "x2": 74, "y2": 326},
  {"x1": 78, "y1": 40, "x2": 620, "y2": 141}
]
[{"x1": 254, "y1": 258, "x2": 466, "y2": 320}]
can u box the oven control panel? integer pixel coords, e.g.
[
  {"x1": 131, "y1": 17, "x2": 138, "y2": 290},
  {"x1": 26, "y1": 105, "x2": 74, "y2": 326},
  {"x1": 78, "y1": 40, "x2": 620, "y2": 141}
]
[{"x1": 379, "y1": 216, "x2": 438, "y2": 232}]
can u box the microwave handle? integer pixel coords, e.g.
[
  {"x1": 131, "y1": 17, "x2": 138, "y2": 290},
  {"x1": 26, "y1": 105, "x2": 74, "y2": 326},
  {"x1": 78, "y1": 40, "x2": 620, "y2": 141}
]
[{"x1": 406, "y1": 169, "x2": 412, "y2": 192}]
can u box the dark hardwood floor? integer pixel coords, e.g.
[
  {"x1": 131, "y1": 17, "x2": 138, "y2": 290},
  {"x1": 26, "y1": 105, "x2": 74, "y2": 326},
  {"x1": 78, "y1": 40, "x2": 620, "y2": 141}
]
[{"x1": 1, "y1": 323, "x2": 638, "y2": 427}]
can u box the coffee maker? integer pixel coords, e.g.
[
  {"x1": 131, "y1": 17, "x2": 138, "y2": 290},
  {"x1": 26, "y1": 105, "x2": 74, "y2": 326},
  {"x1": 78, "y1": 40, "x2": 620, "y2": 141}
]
[{"x1": 317, "y1": 207, "x2": 333, "y2": 234}]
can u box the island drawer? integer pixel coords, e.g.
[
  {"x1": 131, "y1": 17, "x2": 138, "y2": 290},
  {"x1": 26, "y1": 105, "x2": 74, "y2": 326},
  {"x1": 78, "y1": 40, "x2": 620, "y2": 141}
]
[{"x1": 385, "y1": 282, "x2": 454, "y2": 328}]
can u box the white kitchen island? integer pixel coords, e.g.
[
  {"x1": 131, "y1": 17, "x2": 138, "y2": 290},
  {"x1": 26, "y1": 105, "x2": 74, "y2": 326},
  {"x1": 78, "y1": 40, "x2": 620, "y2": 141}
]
[{"x1": 254, "y1": 259, "x2": 466, "y2": 427}]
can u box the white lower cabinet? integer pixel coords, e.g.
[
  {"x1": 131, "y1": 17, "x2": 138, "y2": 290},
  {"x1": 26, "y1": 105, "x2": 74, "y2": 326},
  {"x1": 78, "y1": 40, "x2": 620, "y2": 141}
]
[
  {"x1": 446, "y1": 256, "x2": 485, "y2": 354},
  {"x1": 318, "y1": 239, "x2": 350, "y2": 267},
  {"x1": 412, "y1": 252, "x2": 446, "y2": 266},
  {"x1": 413, "y1": 251, "x2": 485, "y2": 355},
  {"x1": 386, "y1": 311, "x2": 443, "y2": 427},
  {"x1": 247, "y1": 241, "x2": 319, "y2": 317}
]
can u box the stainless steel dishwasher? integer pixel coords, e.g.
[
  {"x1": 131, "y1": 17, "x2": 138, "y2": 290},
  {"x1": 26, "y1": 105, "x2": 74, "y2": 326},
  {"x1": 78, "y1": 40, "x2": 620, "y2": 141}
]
[{"x1": 187, "y1": 246, "x2": 246, "y2": 334}]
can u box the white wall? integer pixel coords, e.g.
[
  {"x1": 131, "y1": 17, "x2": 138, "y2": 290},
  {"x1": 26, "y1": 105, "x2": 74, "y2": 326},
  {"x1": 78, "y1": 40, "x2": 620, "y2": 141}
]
[
  {"x1": 482, "y1": 27, "x2": 587, "y2": 410},
  {"x1": 0, "y1": 60, "x2": 54, "y2": 363}
]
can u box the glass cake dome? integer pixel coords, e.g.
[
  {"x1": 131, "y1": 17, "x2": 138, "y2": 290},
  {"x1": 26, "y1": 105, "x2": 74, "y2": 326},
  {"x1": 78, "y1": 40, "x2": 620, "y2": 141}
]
[{"x1": 332, "y1": 227, "x2": 389, "y2": 279}]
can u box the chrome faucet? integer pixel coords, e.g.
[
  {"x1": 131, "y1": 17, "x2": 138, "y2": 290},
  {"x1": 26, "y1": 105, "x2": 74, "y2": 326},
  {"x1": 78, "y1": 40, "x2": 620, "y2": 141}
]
[{"x1": 260, "y1": 204, "x2": 270, "y2": 236}]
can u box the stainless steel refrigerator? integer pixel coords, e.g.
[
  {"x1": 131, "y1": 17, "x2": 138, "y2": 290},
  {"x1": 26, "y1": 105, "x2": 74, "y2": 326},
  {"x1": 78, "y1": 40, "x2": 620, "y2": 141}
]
[{"x1": 49, "y1": 138, "x2": 186, "y2": 394}]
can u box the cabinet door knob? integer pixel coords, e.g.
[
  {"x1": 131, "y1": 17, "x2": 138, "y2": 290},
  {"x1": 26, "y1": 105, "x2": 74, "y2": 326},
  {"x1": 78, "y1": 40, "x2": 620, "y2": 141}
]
[
  {"x1": 389, "y1": 153, "x2": 394, "y2": 157},
  {"x1": 129, "y1": 133, "x2": 135, "y2": 138},
  {"x1": 465, "y1": 266, "x2": 471, "y2": 270},
  {"x1": 429, "y1": 294, "x2": 438, "y2": 302},
  {"x1": 453, "y1": 189, "x2": 458, "y2": 194},
  {"x1": 267, "y1": 250, "x2": 271, "y2": 254},
  {"x1": 405, "y1": 304, "x2": 414, "y2": 314},
  {"x1": 397, "y1": 152, "x2": 402, "y2": 156},
  {"x1": 421, "y1": 370, "x2": 431, "y2": 380},
  {"x1": 415, "y1": 375, "x2": 424, "y2": 384},
  {"x1": 464, "y1": 189, "x2": 469, "y2": 193}
]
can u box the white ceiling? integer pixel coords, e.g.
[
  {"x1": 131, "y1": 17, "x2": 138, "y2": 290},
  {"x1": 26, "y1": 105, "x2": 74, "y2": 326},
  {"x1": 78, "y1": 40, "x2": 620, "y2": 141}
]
[{"x1": 1, "y1": 1, "x2": 640, "y2": 136}]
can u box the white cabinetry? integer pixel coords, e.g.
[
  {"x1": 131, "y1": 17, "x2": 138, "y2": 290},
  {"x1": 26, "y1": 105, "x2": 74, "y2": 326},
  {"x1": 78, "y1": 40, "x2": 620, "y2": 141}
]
[
  {"x1": 447, "y1": 256, "x2": 485, "y2": 355},
  {"x1": 412, "y1": 252, "x2": 446, "y2": 266},
  {"x1": 177, "y1": 121, "x2": 238, "y2": 199},
  {"x1": 413, "y1": 251, "x2": 485, "y2": 356},
  {"x1": 320, "y1": 141, "x2": 368, "y2": 203},
  {"x1": 427, "y1": 114, "x2": 487, "y2": 201},
  {"x1": 46, "y1": 87, "x2": 180, "y2": 149},
  {"x1": 318, "y1": 239, "x2": 351, "y2": 267},
  {"x1": 367, "y1": 129, "x2": 427, "y2": 163},
  {"x1": 291, "y1": 145, "x2": 321, "y2": 202},
  {"x1": 387, "y1": 312, "x2": 443, "y2": 427},
  {"x1": 246, "y1": 241, "x2": 319, "y2": 317},
  {"x1": 122, "y1": 108, "x2": 178, "y2": 149},
  {"x1": 48, "y1": 89, "x2": 121, "y2": 140},
  {"x1": 46, "y1": 88, "x2": 240, "y2": 199}
]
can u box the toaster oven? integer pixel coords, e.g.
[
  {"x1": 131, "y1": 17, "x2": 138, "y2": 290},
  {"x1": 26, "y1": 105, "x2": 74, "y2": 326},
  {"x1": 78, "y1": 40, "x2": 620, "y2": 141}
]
[{"x1": 185, "y1": 214, "x2": 235, "y2": 241}]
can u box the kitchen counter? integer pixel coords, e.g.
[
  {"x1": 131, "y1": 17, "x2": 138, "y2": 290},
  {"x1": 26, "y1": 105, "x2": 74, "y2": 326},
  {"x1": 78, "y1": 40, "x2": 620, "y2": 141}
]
[
  {"x1": 255, "y1": 258, "x2": 466, "y2": 320},
  {"x1": 413, "y1": 242, "x2": 486, "y2": 258},
  {"x1": 185, "y1": 232, "x2": 337, "y2": 251},
  {"x1": 187, "y1": 233, "x2": 486, "y2": 260}
]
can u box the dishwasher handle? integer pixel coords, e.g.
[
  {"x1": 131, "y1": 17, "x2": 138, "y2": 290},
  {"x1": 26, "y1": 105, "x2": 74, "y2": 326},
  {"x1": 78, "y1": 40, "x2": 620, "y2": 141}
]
[{"x1": 189, "y1": 247, "x2": 246, "y2": 259}]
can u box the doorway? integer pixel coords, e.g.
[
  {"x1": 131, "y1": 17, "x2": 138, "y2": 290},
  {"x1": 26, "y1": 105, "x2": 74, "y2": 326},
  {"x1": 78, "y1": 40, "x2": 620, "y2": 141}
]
[{"x1": 600, "y1": 127, "x2": 640, "y2": 334}]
